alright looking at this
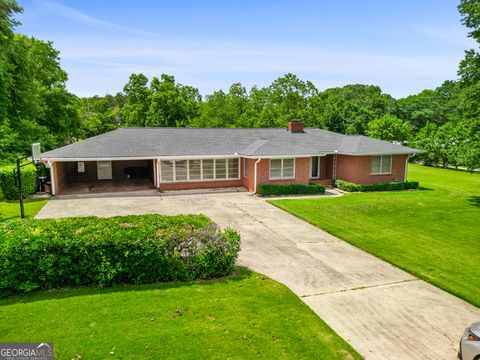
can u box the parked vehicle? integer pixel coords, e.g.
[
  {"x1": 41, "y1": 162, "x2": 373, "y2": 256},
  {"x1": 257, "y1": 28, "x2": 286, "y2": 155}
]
[{"x1": 459, "y1": 322, "x2": 480, "y2": 360}]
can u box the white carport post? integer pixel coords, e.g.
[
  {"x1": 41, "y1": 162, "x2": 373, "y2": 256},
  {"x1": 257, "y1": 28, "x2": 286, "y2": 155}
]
[
  {"x1": 49, "y1": 161, "x2": 56, "y2": 195},
  {"x1": 156, "y1": 158, "x2": 161, "y2": 189},
  {"x1": 153, "y1": 159, "x2": 158, "y2": 188}
]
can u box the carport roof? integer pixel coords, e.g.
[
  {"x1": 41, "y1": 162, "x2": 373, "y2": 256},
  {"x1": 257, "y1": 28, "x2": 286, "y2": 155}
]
[{"x1": 41, "y1": 127, "x2": 421, "y2": 160}]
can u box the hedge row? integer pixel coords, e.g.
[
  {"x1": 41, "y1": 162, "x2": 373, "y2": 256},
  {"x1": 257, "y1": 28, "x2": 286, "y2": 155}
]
[
  {"x1": 0, "y1": 214, "x2": 241, "y2": 294},
  {"x1": 0, "y1": 164, "x2": 37, "y2": 200},
  {"x1": 258, "y1": 183, "x2": 326, "y2": 196},
  {"x1": 334, "y1": 179, "x2": 419, "y2": 192}
]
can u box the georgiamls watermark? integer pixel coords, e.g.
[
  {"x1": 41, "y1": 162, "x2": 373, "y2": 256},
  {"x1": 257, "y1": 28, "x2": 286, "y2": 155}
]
[{"x1": 0, "y1": 343, "x2": 53, "y2": 360}]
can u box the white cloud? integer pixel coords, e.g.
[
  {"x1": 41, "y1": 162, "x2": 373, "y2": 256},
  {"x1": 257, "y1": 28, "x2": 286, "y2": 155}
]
[
  {"x1": 413, "y1": 24, "x2": 477, "y2": 48},
  {"x1": 34, "y1": 0, "x2": 157, "y2": 36},
  {"x1": 31, "y1": 1, "x2": 465, "y2": 98}
]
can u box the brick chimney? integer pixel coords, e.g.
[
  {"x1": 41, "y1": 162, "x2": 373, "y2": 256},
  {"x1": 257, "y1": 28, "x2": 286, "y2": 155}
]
[{"x1": 288, "y1": 120, "x2": 304, "y2": 133}]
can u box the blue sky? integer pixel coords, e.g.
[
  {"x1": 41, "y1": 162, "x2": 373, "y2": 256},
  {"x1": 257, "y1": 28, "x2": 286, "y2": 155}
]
[{"x1": 17, "y1": 0, "x2": 476, "y2": 98}]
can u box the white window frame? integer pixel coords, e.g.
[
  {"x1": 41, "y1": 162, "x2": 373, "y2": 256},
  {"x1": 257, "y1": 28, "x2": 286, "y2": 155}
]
[
  {"x1": 227, "y1": 158, "x2": 239, "y2": 179},
  {"x1": 159, "y1": 158, "x2": 241, "y2": 183},
  {"x1": 310, "y1": 156, "x2": 320, "y2": 179},
  {"x1": 371, "y1": 155, "x2": 392, "y2": 175},
  {"x1": 269, "y1": 158, "x2": 296, "y2": 180},
  {"x1": 188, "y1": 159, "x2": 202, "y2": 181},
  {"x1": 243, "y1": 158, "x2": 249, "y2": 178}
]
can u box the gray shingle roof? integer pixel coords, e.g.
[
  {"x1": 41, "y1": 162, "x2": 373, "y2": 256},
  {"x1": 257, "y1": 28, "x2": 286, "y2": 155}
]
[{"x1": 41, "y1": 127, "x2": 421, "y2": 159}]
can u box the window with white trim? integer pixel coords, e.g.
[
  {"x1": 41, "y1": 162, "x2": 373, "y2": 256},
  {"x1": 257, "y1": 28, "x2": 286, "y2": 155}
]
[
  {"x1": 202, "y1": 159, "x2": 214, "y2": 179},
  {"x1": 215, "y1": 159, "x2": 227, "y2": 179},
  {"x1": 188, "y1": 160, "x2": 201, "y2": 180},
  {"x1": 269, "y1": 158, "x2": 295, "y2": 179},
  {"x1": 310, "y1": 156, "x2": 320, "y2": 178},
  {"x1": 243, "y1": 158, "x2": 249, "y2": 178},
  {"x1": 161, "y1": 160, "x2": 174, "y2": 181},
  {"x1": 228, "y1": 158, "x2": 239, "y2": 178},
  {"x1": 175, "y1": 160, "x2": 188, "y2": 181},
  {"x1": 160, "y1": 158, "x2": 240, "y2": 182},
  {"x1": 371, "y1": 155, "x2": 392, "y2": 174}
]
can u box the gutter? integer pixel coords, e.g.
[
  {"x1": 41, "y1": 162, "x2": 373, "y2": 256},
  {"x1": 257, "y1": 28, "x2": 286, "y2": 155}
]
[
  {"x1": 242, "y1": 154, "x2": 328, "y2": 159},
  {"x1": 253, "y1": 158, "x2": 261, "y2": 194}
]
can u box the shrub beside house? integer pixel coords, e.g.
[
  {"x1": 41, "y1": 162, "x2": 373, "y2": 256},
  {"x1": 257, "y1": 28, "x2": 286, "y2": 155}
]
[{"x1": 0, "y1": 214, "x2": 240, "y2": 295}]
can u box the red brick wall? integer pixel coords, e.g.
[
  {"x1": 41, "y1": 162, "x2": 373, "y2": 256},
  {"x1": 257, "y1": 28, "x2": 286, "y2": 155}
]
[
  {"x1": 250, "y1": 157, "x2": 310, "y2": 191},
  {"x1": 242, "y1": 158, "x2": 255, "y2": 192},
  {"x1": 159, "y1": 179, "x2": 242, "y2": 191},
  {"x1": 240, "y1": 156, "x2": 335, "y2": 192},
  {"x1": 52, "y1": 161, "x2": 67, "y2": 195},
  {"x1": 288, "y1": 121, "x2": 304, "y2": 133},
  {"x1": 336, "y1": 154, "x2": 407, "y2": 184}
]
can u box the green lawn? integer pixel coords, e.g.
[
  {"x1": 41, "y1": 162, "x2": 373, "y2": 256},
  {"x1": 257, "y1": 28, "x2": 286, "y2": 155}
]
[
  {"x1": 0, "y1": 194, "x2": 47, "y2": 221},
  {"x1": 270, "y1": 164, "x2": 480, "y2": 307},
  {"x1": 0, "y1": 268, "x2": 360, "y2": 360}
]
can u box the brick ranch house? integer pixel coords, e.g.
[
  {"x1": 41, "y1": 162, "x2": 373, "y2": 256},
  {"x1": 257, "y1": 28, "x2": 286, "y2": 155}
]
[{"x1": 40, "y1": 121, "x2": 420, "y2": 195}]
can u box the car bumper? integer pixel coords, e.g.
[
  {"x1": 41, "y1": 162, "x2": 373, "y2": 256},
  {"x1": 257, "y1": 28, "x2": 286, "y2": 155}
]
[{"x1": 460, "y1": 329, "x2": 480, "y2": 360}]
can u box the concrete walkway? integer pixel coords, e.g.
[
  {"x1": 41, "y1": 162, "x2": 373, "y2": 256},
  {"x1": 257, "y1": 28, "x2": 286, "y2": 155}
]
[{"x1": 36, "y1": 192, "x2": 480, "y2": 360}]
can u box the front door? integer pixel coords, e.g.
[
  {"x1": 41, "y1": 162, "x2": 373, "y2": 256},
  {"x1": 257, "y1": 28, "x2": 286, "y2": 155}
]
[{"x1": 97, "y1": 161, "x2": 112, "y2": 180}]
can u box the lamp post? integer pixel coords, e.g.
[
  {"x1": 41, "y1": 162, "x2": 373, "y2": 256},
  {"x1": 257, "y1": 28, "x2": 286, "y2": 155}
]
[
  {"x1": 14, "y1": 155, "x2": 31, "y2": 219},
  {"x1": 14, "y1": 143, "x2": 41, "y2": 219}
]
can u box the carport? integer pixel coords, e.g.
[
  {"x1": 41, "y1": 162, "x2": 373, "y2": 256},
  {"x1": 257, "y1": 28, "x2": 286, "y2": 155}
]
[{"x1": 49, "y1": 159, "x2": 158, "y2": 195}]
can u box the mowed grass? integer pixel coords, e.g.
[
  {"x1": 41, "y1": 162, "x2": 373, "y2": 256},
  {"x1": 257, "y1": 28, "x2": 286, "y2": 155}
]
[
  {"x1": 270, "y1": 164, "x2": 480, "y2": 307},
  {"x1": 0, "y1": 193, "x2": 47, "y2": 221},
  {"x1": 0, "y1": 268, "x2": 360, "y2": 360}
]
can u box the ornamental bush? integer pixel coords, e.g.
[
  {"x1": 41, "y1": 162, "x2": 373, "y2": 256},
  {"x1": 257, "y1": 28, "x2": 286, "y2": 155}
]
[
  {"x1": 0, "y1": 164, "x2": 37, "y2": 200},
  {"x1": 258, "y1": 183, "x2": 326, "y2": 196},
  {"x1": 0, "y1": 214, "x2": 241, "y2": 295},
  {"x1": 334, "y1": 179, "x2": 419, "y2": 192}
]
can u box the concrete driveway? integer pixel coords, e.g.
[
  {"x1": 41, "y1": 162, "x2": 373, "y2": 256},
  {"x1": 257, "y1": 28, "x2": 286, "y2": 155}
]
[{"x1": 36, "y1": 191, "x2": 480, "y2": 360}]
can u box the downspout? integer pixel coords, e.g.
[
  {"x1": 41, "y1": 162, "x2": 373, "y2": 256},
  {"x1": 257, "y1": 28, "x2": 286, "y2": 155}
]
[
  {"x1": 253, "y1": 158, "x2": 261, "y2": 195},
  {"x1": 404, "y1": 155, "x2": 409, "y2": 181},
  {"x1": 49, "y1": 161, "x2": 56, "y2": 195},
  {"x1": 332, "y1": 151, "x2": 338, "y2": 183}
]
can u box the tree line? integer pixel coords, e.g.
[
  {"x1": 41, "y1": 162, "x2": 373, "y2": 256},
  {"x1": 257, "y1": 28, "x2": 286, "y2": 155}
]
[{"x1": 1, "y1": 0, "x2": 479, "y2": 171}]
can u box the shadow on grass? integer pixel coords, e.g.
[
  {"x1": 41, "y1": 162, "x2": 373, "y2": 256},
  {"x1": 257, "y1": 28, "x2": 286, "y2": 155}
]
[
  {"x1": 467, "y1": 195, "x2": 480, "y2": 208},
  {"x1": 0, "y1": 267, "x2": 253, "y2": 306},
  {"x1": 418, "y1": 186, "x2": 435, "y2": 191}
]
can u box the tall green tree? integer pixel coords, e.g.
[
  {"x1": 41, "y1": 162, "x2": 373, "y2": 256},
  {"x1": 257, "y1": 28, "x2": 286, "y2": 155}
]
[
  {"x1": 145, "y1": 74, "x2": 201, "y2": 127},
  {"x1": 0, "y1": 0, "x2": 80, "y2": 158},
  {"x1": 394, "y1": 81, "x2": 462, "y2": 131},
  {"x1": 457, "y1": 0, "x2": 480, "y2": 170},
  {"x1": 80, "y1": 93, "x2": 125, "y2": 137},
  {"x1": 366, "y1": 114, "x2": 410, "y2": 143},
  {"x1": 312, "y1": 84, "x2": 391, "y2": 134},
  {"x1": 194, "y1": 83, "x2": 248, "y2": 127},
  {"x1": 0, "y1": 0, "x2": 22, "y2": 156},
  {"x1": 122, "y1": 73, "x2": 150, "y2": 127}
]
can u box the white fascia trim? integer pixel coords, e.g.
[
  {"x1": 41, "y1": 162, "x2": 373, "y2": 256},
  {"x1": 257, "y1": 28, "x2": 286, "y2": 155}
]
[
  {"x1": 42, "y1": 155, "x2": 241, "y2": 162},
  {"x1": 158, "y1": 155, "x2": 240, "y2": 160},
  {"x1": 242, "y1": 154, "x2": 327, "y2": 159},
  {"x1": 42, "y1": 156, "x2": 158, "y2": 162},
  {"x1": 339, "y1": 152, "x2": 418, "y2": 156}
]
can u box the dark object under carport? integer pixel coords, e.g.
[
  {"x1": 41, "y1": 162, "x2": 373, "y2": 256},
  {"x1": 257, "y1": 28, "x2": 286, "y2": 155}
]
[{"x1": 124, "y1": 166, "x2": 149, "y2": 180}]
